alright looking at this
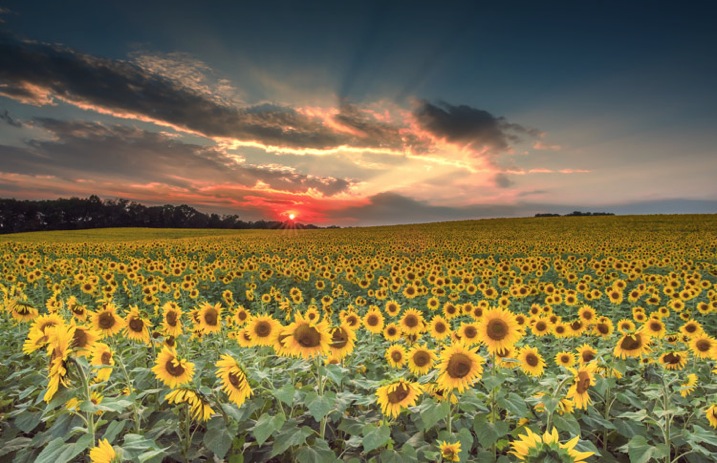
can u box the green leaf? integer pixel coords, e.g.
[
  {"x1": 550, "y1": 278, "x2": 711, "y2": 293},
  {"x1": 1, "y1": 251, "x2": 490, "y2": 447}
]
[
  {"x1": 35, "y1": 434, "x2": 92, "y2": 463},
  {"x1": 625, "y1": 435, "x2": 656, "y2": 463},
  {"x1": 687, "y1": 425, "x2": 717, "y2": 447},
  {"x1": 204, "y1": 417, "x2": 234, "y2": 458},
  {"x1": 362, "y1": 424, "x2": 391, "y2": 453},
  {"x1": 418, "y1": 400, "x2": 450, "y2": 431},
  {"x1": 617, "y1": 410, "x2": 649, "y2": 422},
  {"x1": 252, "y1": 413, "x2": 286, "y2": 446},
  {"x1": 15, "y1": 410, "x2": 42, "y2": 433},
  {"x1": 473, "y1": 414, "x2": 509, "y2": 448},
  {"x1": 296, "y1": 438, "x2": 340, "y2": 463},
  {"x1": 102, "y1": 420, "x2": 126, "y2": 443},
  {"x1": 457, "y1": 427, "x2": 474, "y2": 462},
  {"x1": 553, "y1": 414, "x2": 581, "y2": 436},
  {"x1": 273, "y1": 383, "x2": 296, "y2": 406},
  {"x1": 270, "y1": 425, "x2": 314, "y2": 457},
  {"x1": 306, "y1": 391, "x2": 336, "y2": 422},
  {"x1": 324, "y1": 364, "x2": 346, "y2": 385},
  {"x1": 498, "y1": 393, "x2": 530, "y2": 418},
  {"x1": 97, "y1": 398, "x2": 133, "y2": 412}
]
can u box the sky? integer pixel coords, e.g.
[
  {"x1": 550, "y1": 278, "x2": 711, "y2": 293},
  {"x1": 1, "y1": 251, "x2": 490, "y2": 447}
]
[{"x1": 0, "y1": 1, "x2": 716, "y2": 226}]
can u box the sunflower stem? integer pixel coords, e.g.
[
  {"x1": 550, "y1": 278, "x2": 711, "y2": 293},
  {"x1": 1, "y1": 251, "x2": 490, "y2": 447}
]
[{"x1": 74, "y1": 358, "x2": 96, "y2": 445}]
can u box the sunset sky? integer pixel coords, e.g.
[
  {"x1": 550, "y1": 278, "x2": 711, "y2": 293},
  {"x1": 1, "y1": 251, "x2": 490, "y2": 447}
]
[{"x1": 1, "y1": 1, "x2": 715, "y2": 226}]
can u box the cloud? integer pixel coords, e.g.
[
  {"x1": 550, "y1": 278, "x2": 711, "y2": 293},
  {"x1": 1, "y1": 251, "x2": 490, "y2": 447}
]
[
  {"x1": 0, "y1": 109, "x2": 22, "y2": 127},
  {"x1": 0, "y1": 33, "x2": 417, "y2": 153},
  {"x1": 412, "y1": 100, "x2": 539, "y2": 154},
  {"x1": 0, "y1": 118, "x2": 352, "y2": 198}
]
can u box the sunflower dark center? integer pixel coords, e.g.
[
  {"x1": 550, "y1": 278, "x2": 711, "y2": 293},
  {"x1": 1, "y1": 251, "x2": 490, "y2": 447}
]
[
  {"x1": 387, "y1": 327, "x2": 397, "y2": 336},
  {"x1": 101, "y1": 351, "x2": 112, "y2": 365},
  {"x1": 581, "y1": 350, "x2": 595, "y2": 363},
  {"x1": 165, "y1": 359, "x2": 185, "y2": 377},
  {"x1": 347, "y1": 316, "x2": 358, "y2": 326},
  {"x1": 434, "y1": 322, "x2": 447, "y2": 333},
  {"x1": 413, "y1": 351, "x2": 430, "y2": 367},
  {"x1": 387, "y1": 383, "x2": 410, "y2": 404},
  {"x1": 228, "y1": 371, "x2": 243, "y2": 388},
  {"x1": 571, "y1": 321, "x2": 582, "y2": 330},
  {"x1": 295, "y1": 324, "x2": 321, "y2": 348},
  {"x1": 535, "y1": 321, "x2": 547, "y2": 331},
  {"x1": 165, "y1": 336, "x2": 175, "y2": 347},
  {"x1": 685, "y1": 324, "x2": 697, "y2": 333},
  {"x1": 620, "y1": 334, "x2": 643, "y2": 351},
  {"x1": 72, "y1": 329, "x2": 88, "y2": 348},
  {"x1": 576, "y1": 371, "x2": 591, "y2": 394},
  {"x1": 597, "y1": 323, "x2": 610, "y2": 334},
  {"x1": 447, "y1": 353, "x2": 472, "y2": 378},
  {"x1": 486, "y1": 319, "x2": 508, "y2": 341},
  {"x1": 237, "y1": 311, "x2": 248, "y2": 321},
  {"x1": 98, "y1": 312, "x2": 116, "y2": 329},
  {"x1": 582, "y1": 311, "x2": 593, "y2": 320},
  {"x1": 391, "y1": 350, "x2": 403, "y2": 362},
  {"x1": 560, "y1": 355, "x2": 571, "y2": 364},
  {"x1": 649, "y1": 322, "x2": 661, "y2": 332},
  {"x1": 525, "y1": 353, "x2": 539, "y2": 367},
  {"x1": 331, "y1": 329, "x2": 348, "y2": 348},
  {"x1": 204, "y1": 308, "x2": 218, "y2": 326},
  {"x1": 166, "y1": 311, "x2": 178, "y2": 326},
  {"x1": 129, "y1": 317, "x2": 144, "y2": 332},
  {"x1": 463, "y1": 326, "x2": 477, "y2": 338},
  {"x1": 663, "y1": 352, "x2": 681, "y2": 364},
  {"x1": 696, "y1": 339, "x2": 711, "y2": 352},
  {"x1": 404, "y1": 315, "x2": 418, "y2": 328},
  {"x1": 255, "y1": 321, "x2": 271, "y2": 337},
  {"x1": 367, "y1": 314, "x2": 379, "y2": 326}
]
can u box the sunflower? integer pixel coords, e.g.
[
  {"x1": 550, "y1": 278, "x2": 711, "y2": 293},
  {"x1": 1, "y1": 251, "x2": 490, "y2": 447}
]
[
  {"x1": 531, "y1": 318, "x2": 551, "y2": 337},
  {"x1": 245, "y1": 314, "x2": 281, "y2": 347},
  {"x1": 375, "y1": 379, "x2": 422, "y2": 418},
  {"x1": 577, "y1": 306, "x2": 596, "y2": 325},
  {"x1": 643, "y1": 318, "x2": 666, "y2": 339},
  {"x1": 438, "y1": 441, "x2": 461, "y2": 462},
  {"x1": 436, "y1": 343, "x2": 484, "y2": 392},
  {"x1": 70, "y1": 322, "x2": 100, "y2": 357},
  {"x1": 689, "y1": 335, "x2": 716, "y2": 359},
  {"x1": 706, "y1": 404, "x2": 717, "y2": 429},
  {"x1": 427, "y1": 315, "x2": 452, "y2": 341},
  {"x1": 449, "y1": 320, "x2": 478, "y2": 345},
  {"x1": 680, "y1": 373, "x2": 698, "y2": 398},
  {"x1": 280, "y1": 313, "x2": 331, "y2": 359},
  {"x1": 554, "y1": 351, "x2": 576, "y2": 368},
  {"x1": 613, "y1": 330, "x2": 651, "y2": 359},
  {"x1": 91, "y1": 303, "x2": 125, "y2": 338},
  {"x1": 304, "y1": 305, "x2": 321, "y2": 323},
  {"x1": 89, "y1": 438, "x2": 118, "y2": 463},
  {"x1": 44, "y1": 324, "x2": 73, "y2": 402},
  {"x1": 680, "y1": 320, "x2": 704, "y2": 338},
  {"x1": 233, "y1": 305, "x2": 250, "y2": 327},
  {"x1": 518, "y1": 346, "x2": 545, "y2": 377},
  {"x1": 124, "y1": 306, "x2": 151, "y2": 344},
  {"x1": 329, "y1": 323, "x2": 357, "y2": 359},
  {"x1": 442, "y1": 302, "x2": 460, "y2": 320},
  {"x1": 659, "y1": 351, "x2": 688, "y2": 370},
  {"x1": 386, "y1": 344, "x2": 407, "y2": 368},
  {"x1": 383, "y1": 322, "x2": 402, "y2": 342},
  {"x1": 509, "y1": 427, "x2": 594, "y2": 462},
  {"x1": 565, "y1": 362, "x2": 597, "y2": 409},
  {"x1": 617, "y1": 318, "x2": 636, "y2": 334},
  {"x1": 90, "y1": 342, "x2": 115, "y2": 382},
  {"x1": 23, "y1": 325, "x2": 51, "y2": 355},
  {"x1": 407, "y1": 345, "x2": 437, "y2": 376},
  {"x1": 399, "y1": 308, "x2": 425, "y2": 336},
  {"x1": 197, "y1": 302, "x2": 222, "y2": 334},
  {"x1": 552, "y1": 322, "x2": 569, "y2": 338},
  {"x1": 476, "y1": 307, "x2": 522, "y2": 354},
  {"x1": 166, "y1": 388, "x2": 215, "y2": 422},
  {"x1": 385, "y1": 300, "x2": 402, "y2": 318},
  {"x1": 235, "y1": 327, "x2": 254, "y2": 348},
  {"x1": 363, "y1": 307, "x2": 385, "y2": 334},
  {"x1": 152, "y1": 346, "x2": 195, "y2": 388},
  {"x1": 216, "y1": 354, "x2": 253, "y2": 407},
  {"x1": 573, "y1": 344, "x2": 595, "y2": 366},
  {"x1": 161, "y1": 302, "x2": 183, "y2": 337}
]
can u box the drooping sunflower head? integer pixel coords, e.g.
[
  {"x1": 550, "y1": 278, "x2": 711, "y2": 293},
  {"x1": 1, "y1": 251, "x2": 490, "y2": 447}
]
[
  {"x1": 566, "y1": 362, "x2": 598, "y2": 410},
  {"x1": 162, "y1": 301, "x2": 183, "y2": 337},
  {"x1": 436, "y1": 343, "x2": 484, "y2": 393},
  {"x1": 477, "y1": 308, "x2": 522, "y2": 354},
  {"x1": 659, "y1": 351, "x2": 688, "y2": 370},
  {"x1": 576, "y1": 344, "x2": 597, "y2": 365},
  {"x1": 613, "y1": 331, "x2": 651, "y2": 359},
  {"x1": 215, "y1": 354, "x2": 253, "y2": 407},
  {"x1": 329, "y1": 323, "x2": 357, "y2": 359},
  {"x1": 90, "y1": 342, "x2": 114, "y2": 382},
  {"x1": 70, "y1": 322, "x2": 100, "y2": 357}
]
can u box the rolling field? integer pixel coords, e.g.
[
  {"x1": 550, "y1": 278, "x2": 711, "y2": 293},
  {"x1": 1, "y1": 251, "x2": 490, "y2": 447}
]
[{"x1": 1, "y1": 215, "x2": 716, "y2": 463}]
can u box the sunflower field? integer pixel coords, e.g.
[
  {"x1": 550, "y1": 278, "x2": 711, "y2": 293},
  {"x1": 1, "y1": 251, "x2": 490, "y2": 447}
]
[{"x1": 1, "y1": 215, "x2": 716, "y2": 463}]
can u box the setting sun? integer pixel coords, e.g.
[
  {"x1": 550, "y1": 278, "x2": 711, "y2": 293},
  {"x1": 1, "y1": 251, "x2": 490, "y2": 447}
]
[{"x1": 288, "y1": 213, "x2": 296, "y2": 221}]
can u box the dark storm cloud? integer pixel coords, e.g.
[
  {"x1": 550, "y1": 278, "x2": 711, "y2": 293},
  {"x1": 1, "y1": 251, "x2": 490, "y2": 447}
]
[
  {"x1": 0, "y1": 109, "x2": 22, "y2": 127},
  {"x1": 0, "y1": 34, "x2": 407, "y2": 151},
  {"x1": 413, "y1": 100, "x2": 539, "y2": 153},
  {"x1": 0, "y1": 118, "x2": 351, "y2": 196}
]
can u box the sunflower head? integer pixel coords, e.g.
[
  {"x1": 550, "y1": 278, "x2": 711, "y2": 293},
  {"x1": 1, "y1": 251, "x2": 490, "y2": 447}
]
[
  {"x1": 436, "y1": 343, "x2": 484, "y2": 393},
  {"x1": 375, "y1": 379, "x2": 422, "y2": 418}
]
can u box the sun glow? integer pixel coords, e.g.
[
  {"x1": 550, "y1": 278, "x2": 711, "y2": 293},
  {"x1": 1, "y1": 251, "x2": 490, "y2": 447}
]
[{"x1": 288, "y1": 213, "x2": 296, "y2": 221}]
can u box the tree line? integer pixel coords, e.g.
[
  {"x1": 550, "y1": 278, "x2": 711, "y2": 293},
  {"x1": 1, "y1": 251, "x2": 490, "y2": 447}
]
[
  {"x1": 0, "y1": 196, "x2": 321, "y2": 234},
  {"x1": 534, "y1": 211, "x2": 615, "y2": 217}
]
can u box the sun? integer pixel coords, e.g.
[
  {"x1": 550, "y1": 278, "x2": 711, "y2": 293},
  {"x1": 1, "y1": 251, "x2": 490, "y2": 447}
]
[{"x1": 288, "y1": 213, "x2": 296, "y2": 221}]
